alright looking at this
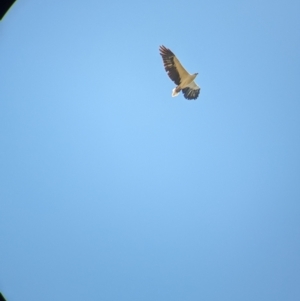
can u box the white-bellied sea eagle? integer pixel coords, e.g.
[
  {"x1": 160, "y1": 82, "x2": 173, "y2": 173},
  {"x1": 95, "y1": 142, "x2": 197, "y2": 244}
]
[{"x1": 159, "y1": 45, "x2": 200, "y2": 100}]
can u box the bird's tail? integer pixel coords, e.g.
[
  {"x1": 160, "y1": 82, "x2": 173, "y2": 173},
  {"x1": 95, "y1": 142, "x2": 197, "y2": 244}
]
[{"x1": 172, "y1": 87, "x2": 180, "y2": 97}]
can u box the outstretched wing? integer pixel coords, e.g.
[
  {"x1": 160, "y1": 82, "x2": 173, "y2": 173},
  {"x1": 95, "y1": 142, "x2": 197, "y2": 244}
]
[
  {"x1": 182, "y1": 81, "x2": 200, "y2": 100},
  {"x1": 159, "y1": 45, "x2": 190, "y2": 85}
]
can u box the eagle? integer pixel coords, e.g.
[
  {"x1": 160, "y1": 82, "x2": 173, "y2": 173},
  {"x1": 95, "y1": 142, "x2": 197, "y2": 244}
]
[{"x1": 159, "y1": 45, "x2": 200, "y2": 100}]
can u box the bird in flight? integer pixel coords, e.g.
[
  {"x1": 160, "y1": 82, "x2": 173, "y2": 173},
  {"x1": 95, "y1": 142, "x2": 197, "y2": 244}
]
[{"x1": 159, "y1": 45, "x2": 200, "y2": 100}]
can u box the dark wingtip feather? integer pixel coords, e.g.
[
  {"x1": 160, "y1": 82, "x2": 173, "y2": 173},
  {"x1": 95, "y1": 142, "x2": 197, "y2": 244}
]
[
  {"x1": 159, "y1": 45, "x2": 180, "y2": 85},
  {"x1": 182, "y1": 87, "x2": 200, "y2": 100}
]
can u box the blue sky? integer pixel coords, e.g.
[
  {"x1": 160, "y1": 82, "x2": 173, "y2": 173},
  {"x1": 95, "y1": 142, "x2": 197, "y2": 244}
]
[{"x1": 1, "y1": 0, "x2": 300, "y2": 300}]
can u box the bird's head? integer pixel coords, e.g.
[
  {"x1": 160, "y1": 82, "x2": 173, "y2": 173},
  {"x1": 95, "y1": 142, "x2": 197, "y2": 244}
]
[{"x1": 194, "y1": 72, "x2": 199, "y2": 76}]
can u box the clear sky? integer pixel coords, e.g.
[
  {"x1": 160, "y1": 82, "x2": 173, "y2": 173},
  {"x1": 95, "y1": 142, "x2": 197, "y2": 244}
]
[{"x1": 1, "y1": 0, "x2": 300, "y2": 300}]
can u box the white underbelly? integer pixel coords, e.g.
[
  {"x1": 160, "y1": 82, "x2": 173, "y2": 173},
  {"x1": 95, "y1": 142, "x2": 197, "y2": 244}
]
[{"x1": 180, "y1": 75, "x2": 195, "y2": 88}]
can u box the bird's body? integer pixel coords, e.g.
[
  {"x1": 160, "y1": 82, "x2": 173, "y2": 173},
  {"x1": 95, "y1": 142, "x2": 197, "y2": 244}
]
[
  {"x1": 159, "y1": 45, "x2": 200, "y2": 100},
  {"x1": 172, "y1": 73, "x2": 198, "y2": 97}
]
